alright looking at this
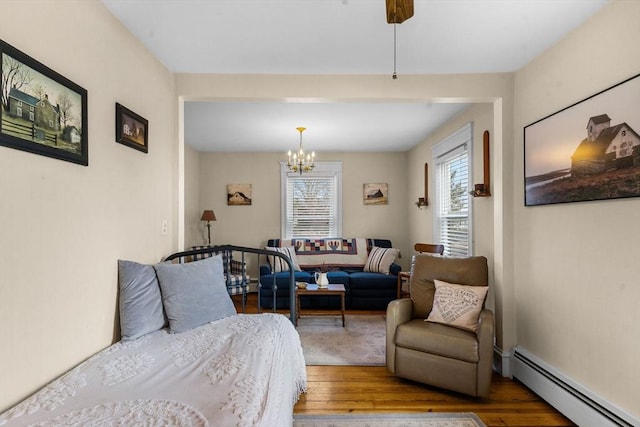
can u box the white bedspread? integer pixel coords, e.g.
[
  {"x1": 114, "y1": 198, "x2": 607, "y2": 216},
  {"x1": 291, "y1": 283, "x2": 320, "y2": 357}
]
[{"x1": 0, "y1": 313, "x2": 307, "y2": 427}]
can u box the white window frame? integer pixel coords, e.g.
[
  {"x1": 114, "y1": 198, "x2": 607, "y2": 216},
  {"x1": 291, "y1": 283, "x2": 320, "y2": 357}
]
[
  {"x1": 280, "y1": 161, "x2": 343, "y2": 239},
  {"x1": 432, "y1": 123, "x2": 473, "y2": 257}
]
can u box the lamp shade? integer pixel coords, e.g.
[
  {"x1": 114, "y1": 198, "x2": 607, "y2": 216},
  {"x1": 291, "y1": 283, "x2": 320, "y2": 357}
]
[{"x1": 201, "y1": 210, "x2": 216, "y2": 222}]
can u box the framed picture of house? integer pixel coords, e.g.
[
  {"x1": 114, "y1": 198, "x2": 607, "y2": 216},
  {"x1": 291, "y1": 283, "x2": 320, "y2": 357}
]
[
  {"x1": 227, "y1": 184, "x2": 252, "y2": 205},
  {"x1": 0, "y1": 39, "x2": 88, "y2": 166},
  {"x1": 524, "y1": 73, "x2": 640, "y2": 206},
  {"x1": 115, "y1": 103, "x2": 148, "y2": 153},
  {"x1": 363, "y1": 183, "x2": 388, "y2": 205}
]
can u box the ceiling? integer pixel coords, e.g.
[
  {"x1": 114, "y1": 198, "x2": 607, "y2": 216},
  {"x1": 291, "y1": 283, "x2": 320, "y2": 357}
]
[{"x1": 102, "y1": 0, "x2": 609, "y2": 152}]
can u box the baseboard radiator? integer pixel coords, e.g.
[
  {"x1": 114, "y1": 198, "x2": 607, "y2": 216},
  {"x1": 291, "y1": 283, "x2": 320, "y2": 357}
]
[{"x1": 512, "y1": 346, "x2": 638, "y2": 427}]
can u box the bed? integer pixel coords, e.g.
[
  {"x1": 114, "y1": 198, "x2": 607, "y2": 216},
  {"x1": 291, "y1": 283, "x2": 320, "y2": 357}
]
[{"x1": 0, "y1": 248, "x2": 306, "y2": 426}]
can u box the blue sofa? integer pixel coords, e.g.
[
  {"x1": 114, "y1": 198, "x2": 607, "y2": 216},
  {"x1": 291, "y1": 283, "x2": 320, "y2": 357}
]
[{"x1": 259, "y1": 238, "x2": 400, "y2": 311}]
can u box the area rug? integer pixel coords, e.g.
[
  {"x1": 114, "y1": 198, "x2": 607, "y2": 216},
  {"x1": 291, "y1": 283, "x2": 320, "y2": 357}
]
[
  {"x1": 296, "y1": 315, "x2": 386, "y2": 365},
  {"x1": 293, "y1": 412, "x2": 486, "y2": 427}
]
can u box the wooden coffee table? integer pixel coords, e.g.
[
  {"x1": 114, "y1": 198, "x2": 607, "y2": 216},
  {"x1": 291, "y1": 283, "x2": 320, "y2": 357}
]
[{"x1": 296, "y1": 283, "x2": 346, "y2": 327}]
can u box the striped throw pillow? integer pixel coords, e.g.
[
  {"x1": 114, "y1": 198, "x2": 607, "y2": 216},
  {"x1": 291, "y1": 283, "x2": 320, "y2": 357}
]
[
  {"x1": 265, "y1": 246, "x2": 302, "y2": 272},
  {"x1": 363, "y1": 246, "x2": 399, "y2": 275}
]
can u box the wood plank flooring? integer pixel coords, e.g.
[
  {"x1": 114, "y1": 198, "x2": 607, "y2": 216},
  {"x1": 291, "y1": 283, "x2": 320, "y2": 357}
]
[{"x1": 234, "y1": 294, "x2": 576, "y2": 427}]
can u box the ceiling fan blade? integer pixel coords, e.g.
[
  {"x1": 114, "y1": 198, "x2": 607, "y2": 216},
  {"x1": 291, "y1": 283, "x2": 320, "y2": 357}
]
[{"x1": 386, "y1": 0, "x2": 414, "y2": 24}]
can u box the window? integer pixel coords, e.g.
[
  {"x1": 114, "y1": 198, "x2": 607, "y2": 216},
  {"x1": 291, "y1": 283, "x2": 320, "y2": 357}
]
[
  {"x1": 281, "y1": 162, "x2": 342, "y2": 239},
  {"x1": 433, "y1": 123, "x2": 473, "y2": 257}
]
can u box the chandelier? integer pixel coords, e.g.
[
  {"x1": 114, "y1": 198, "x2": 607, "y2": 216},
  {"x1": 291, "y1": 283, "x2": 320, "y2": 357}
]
[{"x1": 287, "y1": 127, "x2": 315, "y2": 174}]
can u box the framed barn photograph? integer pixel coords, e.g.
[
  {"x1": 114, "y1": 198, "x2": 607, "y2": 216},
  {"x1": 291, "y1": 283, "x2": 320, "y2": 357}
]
[
  {"x1": 227, "y1": 184, "x2": 252, "y2": 205},
  {"x1": 524, "y1": 73, "x2": 640, "y2": 206},
  {"x1": 115, "y1": 103, "x2": 148, "y2": 153},
  {"x1": 0, "y1": 39, "x2": 88, "y2": 166},
  {"x1": 363, "y1": 183, "x2": 388, "y2": 205}
]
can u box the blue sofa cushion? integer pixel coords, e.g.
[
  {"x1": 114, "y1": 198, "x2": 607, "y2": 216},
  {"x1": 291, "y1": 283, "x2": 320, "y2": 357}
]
[
  {"x1": 259, "y1": 270, "x2": 349, "y2": 310},
  {"x1": 325, "y1": 270, "x2": 350, "y2": 285},
  {"x1": 349, "y1": 271, "x2": 398, "y2": 291},
  {"x1": 260, "y1": 271, "x2": 313, "y2": 285}
]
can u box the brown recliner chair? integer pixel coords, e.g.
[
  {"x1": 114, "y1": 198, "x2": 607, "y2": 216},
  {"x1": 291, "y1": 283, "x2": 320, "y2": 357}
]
[{"x1": 386, "y1": 254, "x2": 494, "y2": 398}]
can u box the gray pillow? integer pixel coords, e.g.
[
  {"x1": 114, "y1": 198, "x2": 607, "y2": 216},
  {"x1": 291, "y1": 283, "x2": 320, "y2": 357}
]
[
  {"x1": 154, "y1": 255, "x2": 236, "y2": 334},
  {"x1": 118, "y1": 260, "x2": 167, "y2": 341}
]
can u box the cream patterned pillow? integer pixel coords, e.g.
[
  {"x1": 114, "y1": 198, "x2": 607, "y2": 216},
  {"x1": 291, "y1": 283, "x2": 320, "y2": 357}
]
[
  {"x1": 265, "y1": 246, "x2": 302, "y2": 272},
  {"x1": 363, "y1": 246, "x2": 400, "y2": 275},
  {"x1": 426, "y1": 279, "x2": 488, "y2": 332}
]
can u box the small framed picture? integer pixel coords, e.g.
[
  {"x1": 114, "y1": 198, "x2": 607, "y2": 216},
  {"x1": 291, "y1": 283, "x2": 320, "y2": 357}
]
[
  {"x1": 363, "y1": 183, "x2": 388, "y2": 205},
  {"x1": 115, "y1": 103, "x2": 148, "y2": 153},
  {"x1": 227, "y1": 184, "x2": 252, "y2": 205}
]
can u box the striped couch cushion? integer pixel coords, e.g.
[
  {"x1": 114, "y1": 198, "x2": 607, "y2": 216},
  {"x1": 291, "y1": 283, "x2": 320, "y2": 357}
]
[{"x1": 363, "y1": 246, "x2": 400, "y2": 275}]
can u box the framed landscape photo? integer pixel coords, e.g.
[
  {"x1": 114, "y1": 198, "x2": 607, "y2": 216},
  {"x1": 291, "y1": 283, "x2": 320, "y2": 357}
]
[
  {"x1": 115, "y1": 103, "x2": 148, "y2": 153},
  {"x1": 524, "y1": 73, "x2": 640, "y2": 206},
  {"x1": 0, "y1": 39, "x2": 88, "y2": 166},
  {"x1": 227, "y1": 184, "x2": 252, "y2": 205},
  {"x1": 363, "y1": 183, "x2": 388, "y2": 205}
]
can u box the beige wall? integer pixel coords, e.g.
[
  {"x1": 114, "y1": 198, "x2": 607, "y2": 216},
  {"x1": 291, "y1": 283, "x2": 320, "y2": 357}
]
[
  {"x1": 184, "y1": 143, "x2": 201, "y2": 246},
  {"x1": 5, "y1": 0, "x2": 635, "y2": 419},
  {"x1": 176, "y1": 72, "x2": 515, "y2": 355},
  {"x1": 513, "y1": 0, "x2": 640, "y2": 417},
  {"x1": 407, "y1": 103, "x2": 494, "y2": 253},
  {"x1": 190, "y1": 151, "x2": 410, "y2": 273},
  {"x1": 407, "y1": 102, "x2": 495, "y2": 301},
  {"x1": 0, "y1": 1, "x2": 176, "y2": 411}
]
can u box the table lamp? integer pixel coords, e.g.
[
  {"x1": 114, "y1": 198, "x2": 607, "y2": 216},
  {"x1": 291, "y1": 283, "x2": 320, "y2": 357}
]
[{"x1": 200, "y1": 210, "x2": 216, "y2": 245}]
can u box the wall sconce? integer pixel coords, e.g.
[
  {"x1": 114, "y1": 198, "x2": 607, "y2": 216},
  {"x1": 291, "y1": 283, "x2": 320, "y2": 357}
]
[
  {"x1": 200, "y1": 209, "x2": 216, "y2": 245},
  {"x1": 416, "y1": 163, "x2": 429, "y2": 209},
  {"x1": 470, "y1": 131, "x2": 491, "y2": 197}
]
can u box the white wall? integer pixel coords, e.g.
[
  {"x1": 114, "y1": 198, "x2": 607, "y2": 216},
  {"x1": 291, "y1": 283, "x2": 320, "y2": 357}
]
[
  {"x1": 513, "y1": 0, "x2": 640, "y2": 417},
  {"x1": 0, "y1": 1, "x2": 176, "y2": 411}
]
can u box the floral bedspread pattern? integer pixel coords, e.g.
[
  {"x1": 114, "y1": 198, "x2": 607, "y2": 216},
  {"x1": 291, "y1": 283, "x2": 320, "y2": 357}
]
[{"x1": 0, "y1": 314, "x2": 307, "y2": 427}]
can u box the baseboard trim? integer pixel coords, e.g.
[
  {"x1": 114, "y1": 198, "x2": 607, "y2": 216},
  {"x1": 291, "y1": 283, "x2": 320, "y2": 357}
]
[
  {"x1": 492, "y1": 346, "x2": 512, "y2": 377},
  {"x1": 512, "y1": 346, "x2": 638, "y2": 427}
]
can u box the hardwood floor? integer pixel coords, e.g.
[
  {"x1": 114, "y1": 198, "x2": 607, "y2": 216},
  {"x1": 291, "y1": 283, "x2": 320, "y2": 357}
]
[
  {"x1": 296, "y1": 366, "x2": 575, "y2": 427},
  {"x1": 234, "y1": 294, "x2": 576, "y2": 427}
]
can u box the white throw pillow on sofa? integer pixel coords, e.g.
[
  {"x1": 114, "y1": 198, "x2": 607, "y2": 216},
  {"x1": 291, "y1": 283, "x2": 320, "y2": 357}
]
[
  {"x1": 265, "y1": 246, "x2": 302, "y2": 272},
  {"x1": 363, "y1": 246, "x2": 399, "y2": 275}
]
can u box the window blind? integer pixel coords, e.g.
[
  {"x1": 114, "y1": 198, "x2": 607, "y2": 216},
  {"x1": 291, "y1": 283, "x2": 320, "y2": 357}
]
[
  {"x1": 285, "y1": 175, "x2": 338, "y2": 238},
  {"x1": 437, "y1": 150, "x2": 470, "y2": 256},
  {"x1": 433, "y1": 123, "x2": 472, "y2": 257}
]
